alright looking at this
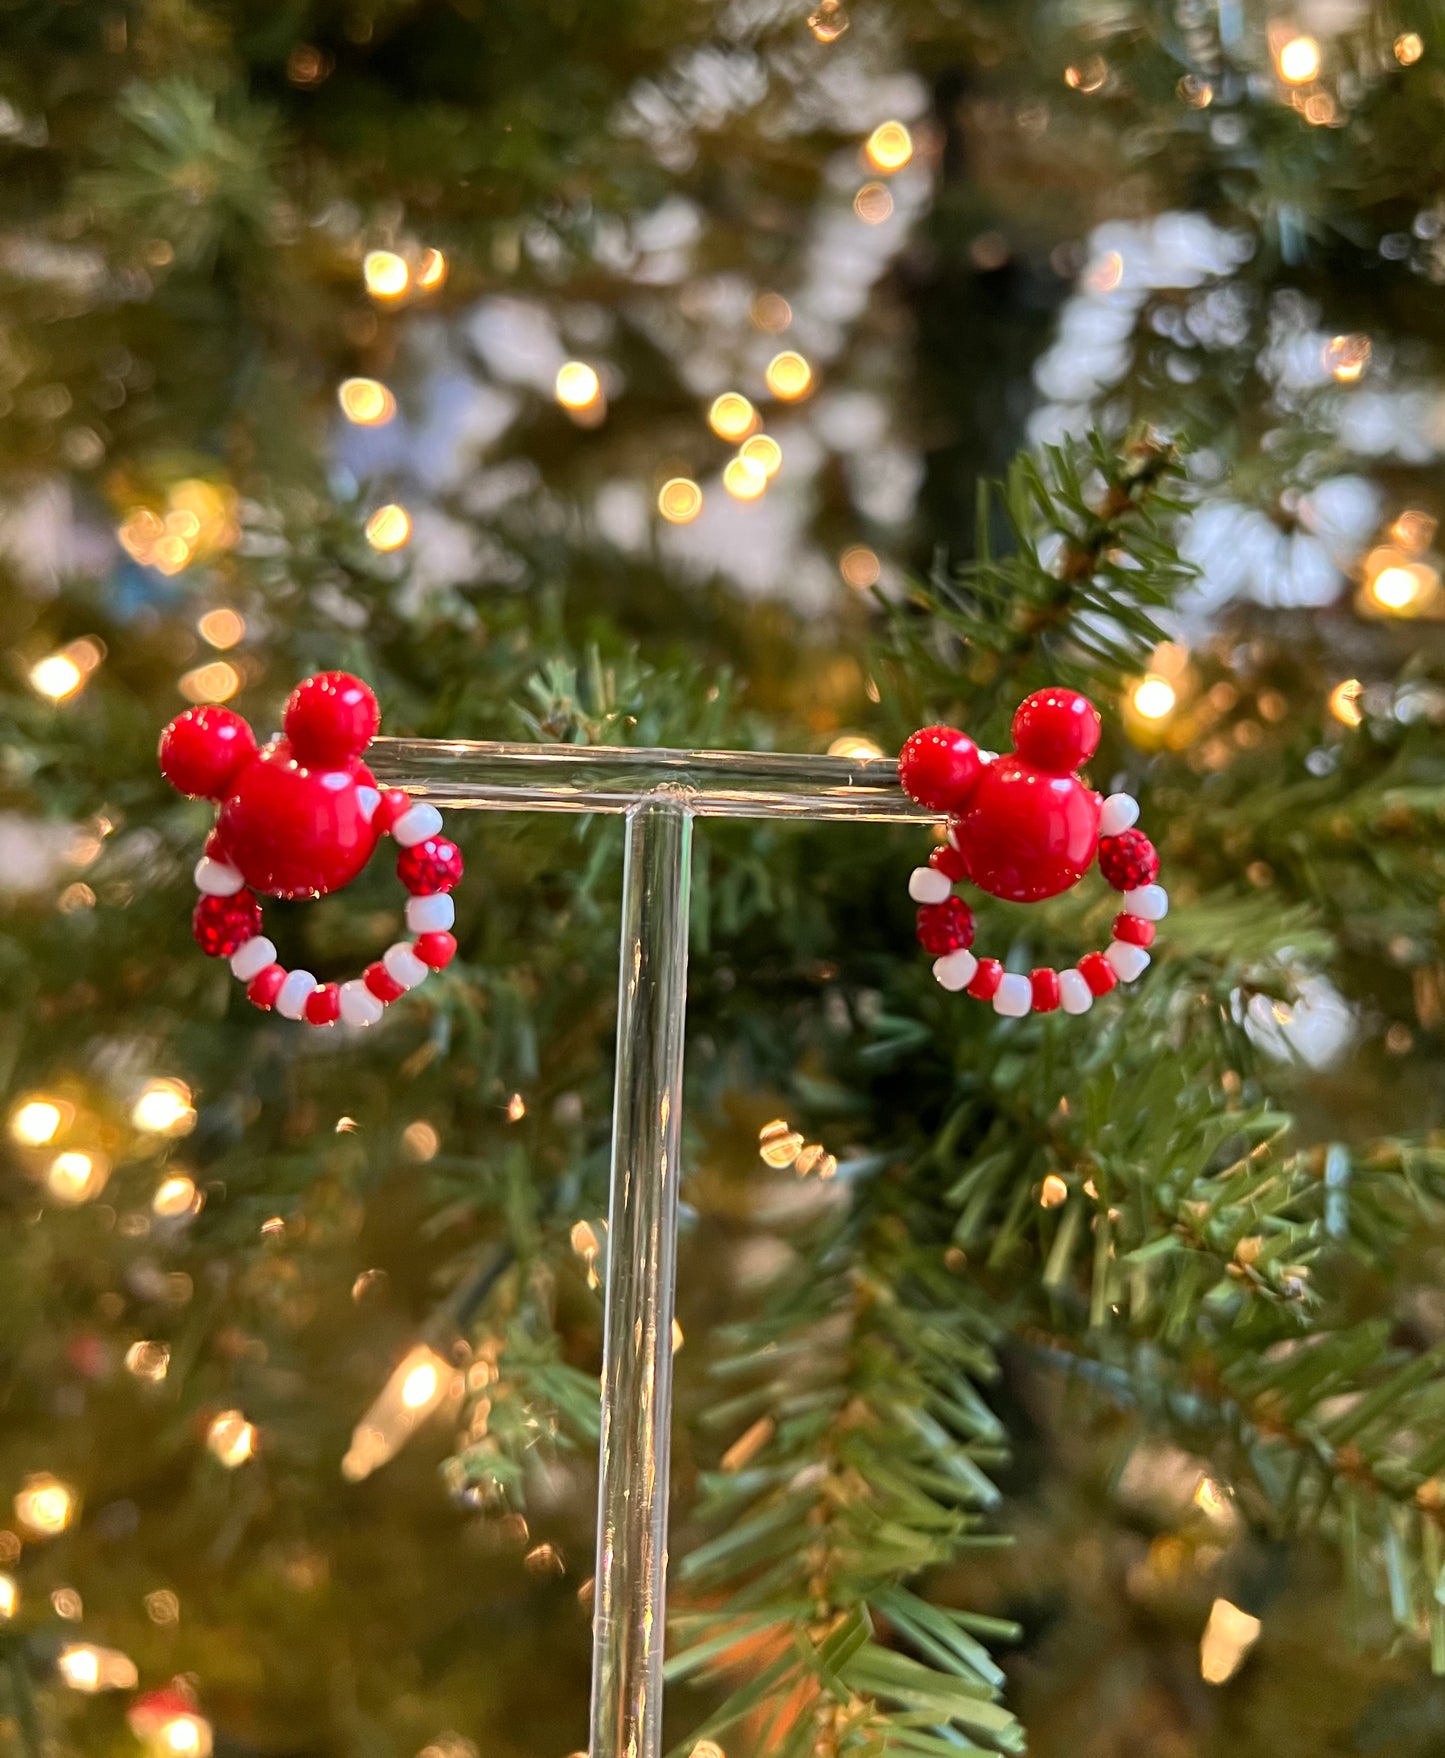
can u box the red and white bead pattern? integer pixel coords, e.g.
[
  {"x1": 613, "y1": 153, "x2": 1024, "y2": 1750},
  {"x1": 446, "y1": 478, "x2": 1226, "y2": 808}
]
[
  {"x1": 911, "y1": 791, "x2": 1167, "y2": 1017},
  {"x1": 192, "y1": 785, "x2": 462, "y2": 1028}
]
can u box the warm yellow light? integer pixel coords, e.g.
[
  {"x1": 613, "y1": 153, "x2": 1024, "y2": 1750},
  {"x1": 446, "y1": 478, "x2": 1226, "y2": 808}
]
[
  {"x1": 179, "y1": 661, "x2": 241, "y2": 705},
  {"x1": 708, "y1": 393, "x2": 758, "y2": 440},
  {"x1": 740, "y1": 434, "x2": 783, "y2": 479},
  {"x1": 751, "y1": 291, "x2": 792, "y2": 332},
  {"x1": 363, "y1": 250, "x2": 410, "y2": 300},
  {"x1": 30, "y1": 653, "x2": 84, "y2": 701},
  {"x1": 338, "y1": 378, "x2": 397, "y2": 426},
  {"x1": 723, "y1": 455, "x2": 768, "y2": 501},
  {"x1": 1200, "y1": 1597, "x2": 1262, "y2": 1683},
  {"x1": 853, "y1": 182, "x2": 894, "y2": 224},
  {"x1": 1371, "y1": 564, "x2": 1422, "y2": 610},
  {"x1": 14, "y1": 1473, "x2": 76, "y2": 1537},
  {"x1": 759, "y1": 1119, "x2": 805, "y2": 1168},
  {"x1": 808, "y1": 0, "x2": 849, "y2": 41},
  {"x1": 0, "y1": 1575, "x2": 16, "y2": 1620},
  {"x1": 125, "y1": 1340, "x2": 171, "y2": 1382},
  {"x1": 570, "y1": 1220, "x2": 600, "y2": 1259},
  {"x1": 1064, "y1": 59, "x2": 1108, "y2": 93},
  {"x1": 765, "y1": 351, "x2": 813, "y2": 401},
  {"x1": 1132, "y1": 676, "x2": 1178, "y2": 721},
  {"x1": 555, "y1": 361, "x2": 603, "y2": 411},
  {"x1": 1396, "y1": 31, "x2": 1424, "y2": 65},
  {"x1": 401, "y1": 1360, "x2": 441, "y2": 1409},
  {"x1": 417, "y1": 248, "x2": 448, "y2": 290},
  {"x1": 46, "y1": 1151, "x2": 108, "y2": 1205},
  {"x1": 506, "y1": 1091, "x2": 527, "y2": 1122},
  {"x1": 153, "y1": 1173, "x2": 200, "y2": 1217},
  {"x1": 1039, "y1": 1173, "x2": 1069, "y2": 1209},
  {"x1": 1277, "y1": 35, "x2": 1321, "y2": 83},
  {"x1": 658, "y1": 478, "x2": 703, "y2": 524},
  {"x1": 839, "y1": 545, "x2": 880, "y2": 589},
  {"x1": 827, "y1": 735, "x2": 884, "y2": 760},
  {"x1": 1329, "y1": 679, "x2": 1363, "y2": 727},
  {"x1": 10, "y1": 1098, "x2": 64, "y2": 1146},
  {"x1": 206, "y1": 1410, "x2": 257, "y2": 1468},
  {"x1": 132, "y1": 1078, "x2": 195, "y2": 1135},
  {"x1": 1325, "y1": 333, "x2": 1370, "y2": 383},
  {"x1": 1390, "y1": 509, "x2": 1436, "y2": 552},
  {"x1": 196, "y1": 608, "x2": 246, "y2": 651},
  {"x1": 365, "y1": 504, "x2": 412, "y2": 551},
  {"x1": 160, "y1": 1713, "x2": 212, "y2": 1756},
  {"x1": 58, "y1": 1646, "x2": 101, "y2": 1691},
  {"x1": 865, "y1": 120, "x2": 913, "y2": 173},
  {"x1": 342, "y1": 1345, "x2": 452, "y2": 1481}
]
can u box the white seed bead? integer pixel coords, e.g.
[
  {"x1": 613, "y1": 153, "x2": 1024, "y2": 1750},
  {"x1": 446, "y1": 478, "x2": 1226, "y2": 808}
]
[
  {"x1": 195, "y1": 855, "x2": 244, "y2": 897},
  {"x1": 993, "y1": 972, "x2": 1032, "y2": 1017},
  {"x1": 355, "y1": 785, "x2": 381, "y2": 824},
  {"x1": 383, "y1": 942, "x2": 429, "y2": 990},
  {"x1": 908, "y1": 866, "x2": 952, "y2": 905},
  {"x1": 1058, "y1": 970, "x2": 1094, "y2": 1015},
  {"x1": 406, "y1": 893, "x2": 456, "y2": 934},
  {"x1": 979, "y1": 750, "x2": 998, "y2": 764},
  {"x1": 339, "y1": 980, "x2": 385, "y2": 1028},
  {"x1": 391, "y1": 803, "x2": 444, "y2": 848},
  {"x1": 1099, "y1": 792, "x2": 1140, "y2": 837},
  {"x1": 1124, "y1": 883, "x2": 1168, "y2": 921},
  {"x1": 230, "y1": 937, "x2": 277, "y2": 982},
  {"x1": 1105, "y1": 940, "x2": 1151, "y2": 983},
  {"x1": 933, "y1": 949, "x2": 977, "y2": 992},
  {"x1": 275, "y1": 969, "x2": 318, "y2": 1020}
]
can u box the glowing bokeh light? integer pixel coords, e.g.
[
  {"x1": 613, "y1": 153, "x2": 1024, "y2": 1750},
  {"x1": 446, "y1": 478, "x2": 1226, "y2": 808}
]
[
  {"x1": 206, "y1": 1410, "x2": 257, "y2": 1468},
  {"x1": 365, "y1": 504, "x2": 412, "y2": 551},
  {"x1": 1328, "y1": 679, "x2": 1363, "y2": 727},
  {"x1": 865, "y1": 120, "x2": 913, "y2": 172},
  {"x1": 197, "y1": 608, "x2": 245, "y2": 650},
  {"x1": 708, "y1": 393, "x2": 758, "y2": 440},
  {"x1": 1276, "y1": 35, "x2": 1321, "y2": 83},
  {"x1": 46, "y1": 1151, "x2": 108, "y2": 1205},
  {"x1": 555, "y1": 362, "x2": 603, "y2": 411},
  {"x1": 179, "y1": 661, "x2": 241, "y2": 704},
  {"x1": 658, "y1": 478, "x2": 703, "y2": 524},
  {"x1": 765, "y1": 351, "x2": 813, "y2": 401},
  {"x1": 854, "y1": 182, "x2": 894, "y2": 224},
  {"x1": 839, "y1": 545, "x2": 880, "y2": 589},
  {"x1": 1325, "y1": 333, "x2": 1371, "y2": 383},
  {"x1": 1131, "y1": 676, "x2": 1178, "y2": 721},
  {"x1": 740, "y1": 434, "x2": 782, "y2": 479},
  {"x1": 10, "y1": 1097, "x2": 65, "y2": 1146},
  {"x1": 722, "y1": 455, "x2": 768, "y2": 501},
  {"x1": 1396, "y1": 31, "x2": 1424, "y2": 65},
  {"x1": 363, "y1": 250, "x2": 410, "y2": 300},
  {"x1": 14, "y1": 1473, "x2": 76, "y2": 1537},
  {"x1": 132, "y1": 1079, "x2": 195, "y2": 1135},
  {"x1": 338, "y1": 378, "x2": 397, "y2": 425}
]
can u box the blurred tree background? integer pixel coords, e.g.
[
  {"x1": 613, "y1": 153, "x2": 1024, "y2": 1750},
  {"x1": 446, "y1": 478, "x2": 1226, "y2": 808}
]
[{"x1": 3, "y1": 1, "x2": 1445, "y2": 1755}]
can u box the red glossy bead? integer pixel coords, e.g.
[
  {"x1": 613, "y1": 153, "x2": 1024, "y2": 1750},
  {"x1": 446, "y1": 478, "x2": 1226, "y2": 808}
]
[
  {"x1": 1099, "y1": 829, "x2": 1158, "y2": 891},
  {"x1": 191, "y1": 889, "x2": 261, "y2": 958},
  {"x1": 1113, "y1": 913, "x2": 1155, "y2": 947},
  {"x1": 916, "y1": 896, "x2": 975, "y2": 956},
  {"x1": 950, "y1": 757, "x2": 1101, "y2": 903},
  {"x1": 898, "y1": 726, "x2": 983, "y2": 814},
  {"x1": 415, "y1": 931, "x2": 457, "y2": 969},
  {"x1": 247, "y1": 964, "x2": 287, "y2": 1009},
  {"x1": 1011, "y1": 688, "x2": 1101, "y2": 774},
  {"x1": 217, "y1": 736, "x2": 380, "y2": 900},
  {"x1": 158, "y1": 706, "x2": 257, "y2": 801},
  {"x1": 283, "y1": 672, "x2": 379, "y2": 767},
  {"x1": 928, "y1": 841, "x2": 969, "y2": 882},
  {"x1": 397, "y1": 837, "x2": 464, "y2": 896},
  {"x1": 373, "y1": 788, "x2": 411, "y2": 834},
  {"x1": 1077, "y1": 951, "x2": 1117, "y2": 997},
  {"x1": 305, "y1": 983, "x2": 341, "y2": 1026},
  {"x1": 364, "y1": 962, "x2": 405, "y2": 1003},
  {"x1": 967, "y1": 957, "x2": 1004, "y2": 1001},
  {"x1": 1030, "y1": 968, "x2": 1061, "y2": 1012}
]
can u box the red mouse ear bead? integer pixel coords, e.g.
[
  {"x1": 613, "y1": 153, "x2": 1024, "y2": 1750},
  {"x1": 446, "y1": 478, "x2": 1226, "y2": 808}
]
[
  {"x1": 283, "y1": 671, "x2": 380, "y2": 767},
  {"x1": 898, "y1": 725, "x2": 983, "y2": 813},
  {"x1": 159, "y1": 706, "x2": 257, "y2": 800},
  {"x1": 1011, "y1": 687, "x2": 1100, "y2": 774}
]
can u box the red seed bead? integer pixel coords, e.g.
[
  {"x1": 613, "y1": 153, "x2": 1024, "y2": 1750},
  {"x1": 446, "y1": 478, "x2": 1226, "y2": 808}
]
[
  {"x1": 1098, "y1": 828, "x2": 1159, "y2": 891},
  {"x1": 191, "y1": 889, "x2": 261, "y2": 958},
  {"x1": 916, "y1": 896, "x2": 975, "y2": 956},
  {"x1": 1011, "y1": 688, "x2": 1101, "y2": 775},
  {"x1": 283, "y1": 671, "x2": 379, "y2": 767},
  {"x1": 415, "y1": 932, "x2": 457, "y2": 970},
  {"x1": 397, "y1": 837, "x2": 465, "y2": 896},
  {"x1": 1112, "y1": 913, "x2": 1156, "y2": 948},
  {"x1": 247, "y1": 964, "x2": 287, "y2": 1010},
  {"x1": 1030, "y1": 968, "x2": 1061, "y2": 1013},
  {"x1": 373, "y1": 788, "x2": 411, "y2": 834},
  {"x1": 364, "y1": 962, "x2": 406, "y2": 1003},
  {"x1": 898, "y1": 726, "x2": 983, "y2": 814},
  {"x1": 929, "y1": 841, "x2": 969, "y2": 882},
  {"x1": 967, "y1": 957, "x2": 1004, "y2": 1001},
  {"x1": 305, "y1": 983, "x2": 341, "y2": 1026},
  {"x1": 158, "y1": 705, "x2": 257, "y2": 800},
  {"x1": 1077, "y1": 951, "x2": 1118, "y2": 997}
]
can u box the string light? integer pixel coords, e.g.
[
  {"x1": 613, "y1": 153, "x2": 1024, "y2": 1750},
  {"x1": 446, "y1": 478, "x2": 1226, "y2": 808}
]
[
  {"x1": 132, "y1": 1079, "x2": 195, "y2": 1135},
  {"x1": 342, "y1": 1344, "x2": 453, "y2": 1482},
  {"x1": 10, "y1": 1096, "x2": 66, "y2": 1146},
  {"x1": 759, "y1": 1120, "x2": 805, "y2": 1167},
  {"x1": 1395, "y1": 32, "x2": 1424, "y2": 65},
  {"x1": 417, "y1": 248, "x2": 448, "y2": 290},
  {"x1": 839, "y1": 545, "x2": 880, "y2": 588},
  {"x1": 196, "y1": 608, "x2": 245, "y2": 650},
  {"x1": 338, "y1": 378, "x2": 397, "y2": 425},
  {"x1": 206, "y1": 1411, "x2": 257, "y2": 1468},
  {"x1": 45, "y1": 1150, "x2": 109, "y2": 1205},
  {"x1": 807, "y1": 0, "x2": 849, "y2": 42},
  {"x1": 179, "y1": 662, "x2": 241, "y2": 705},
  {"x1": 363, "y1": 250, "x2": 410, "y2": 300},
  {"x1": 658, "y1": 478, "x2": 703, "y2": 524},
  {"x1": 58, "y1": 1644, "x2": 138, "y2": 1693},
  {"x1": 1131, "y1": 675, "x2": 1178, "y2": 720},
  {"x1": 1329, "y1": 679, "x2": 1364, "y2": 726},
  {"x1": 1039, "y1": 1174, "x2": 1068, "y2": 1209},
  {"x1": 1276, "y1": 35, "x2": 1321, "y2": 84},
  {"x1": 1200, "y1": 1597, "x2": 1262, "y2": 1683},
  {"x1": 365, "y1": 504, "x2": 412, "y2": 551},
  {"x1": 153, "y1": 1173, "x2": 200, "y2": 1217},
  {"x1": 765, "y1": 351, "x2": 813, "y2": 400},
  {"x1": 1325, "y1": 334, "x2": 1370, "y2": 383},
  {"x1": 555, "y1": 362, "x2": 603, "y2": 411},
  {"x1": 1063, "y1": 59, "x2": 1108, "y2": 93},
  {"x1": 722, "y1": 455, "x2": 768, "y2": 501},
  {"x1": 1177, "y1": 74, "x2": 1214, "y2": 107},
  {"x1": 854, "y1": 183, "x2": 894, "y2": 224},
  {"x1": 506, "y1": 1091, "x2": 527, "y2": 1122},
  {"x1": 30, "y1": 638, "x2": 103, "y2": 703},
  {"x1": 14, "y1": 1473, "x2": 76, "y2": 1537},
  {"x1": 827, "y1": 734, "x2": 884, "y2": 760},
  {"x1": 119, "y1": 482, "x2": 238, "y2": 575},
  {"x1": 708, "y1": 393, "x2": 758, "y2": 440},
  {"x1": 0, "y1": 1575, "x2": 15, "y2": 1620},
  {"x1": 740, "y1": 434, "x2": 783, "y2": 479},
  {"x1": 1370, "y1": 563, "x2": 1426, "y2": 611},
  {"x1": 125, "y1": 1341, "x2": 171, "y2": 1382},
  {"x1": 864, "y1": 121, "x2": 913, "y2": 172},
  {"x1": 750, "y1": 291, "x2": 792, "y2": 332},
  {"x1": 1389, "y1": 509, "x2": 1436, "y2": 551}
]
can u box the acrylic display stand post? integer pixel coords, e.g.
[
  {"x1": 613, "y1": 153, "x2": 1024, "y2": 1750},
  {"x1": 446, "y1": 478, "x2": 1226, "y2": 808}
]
[{"x1": 368, "y1": 738, "x2": 930, "y2": 1758}]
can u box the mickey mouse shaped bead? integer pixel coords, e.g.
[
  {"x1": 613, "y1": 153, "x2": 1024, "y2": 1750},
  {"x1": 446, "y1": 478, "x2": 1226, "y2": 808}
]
[
  {"x1": 159, "y1": 673, "x2": 462, "y2": 1025},
  {"x1": 899, "y1": 688, "x2": 1166, "y2": 1016}
]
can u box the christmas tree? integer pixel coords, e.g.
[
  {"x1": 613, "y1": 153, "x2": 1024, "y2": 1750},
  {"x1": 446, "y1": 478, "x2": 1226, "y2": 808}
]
[{"x1": 3, "y1": 1, "x2": 1445, "y2": 1754}]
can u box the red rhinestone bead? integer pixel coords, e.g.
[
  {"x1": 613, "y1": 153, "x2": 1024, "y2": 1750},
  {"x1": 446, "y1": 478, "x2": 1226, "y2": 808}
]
[
  {"x1": 247, "y1": 964, "x2": 287, "y2": 1009},
  {"x1": 373, "y1": 788, "x2": 411, "y2": 834},
  {"x1": 929, "y1": 841, "x2": 969, "y2": 882},
  {"x1": 967, "y1": 957, "x2": 1004, "y2": 1001},
  {"x1": 415, "y1": 932, "x2": 457, "y2": 970},
  {"x1": 305, "y1": 983, "x2": 341, "y2": 1026},
  {"x1": 1098, "y1": 829, "x2": 1158, "y2": 891},
  {"x1": 1112, "y1": 913, "x2": 1156, "y2": 947},
  {"x1": 397, "y1": 837, "x2": 464, "y2": 896},
  {"x1": 1030, "y1": 968, "x2": 1061, "y2": 1013},
  {"x1": 364, "y1": 962, "x2": 406, "y2": 1003},
  {"x1": 1077, "y1": 951, "x2": 1118, "y2": 997},
  {"x1": 192, "y1": 889, "x2": 261, "y2": 958},
  {"x1": 916, "y1": 896, "x2": 975, "y2": 956}
]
